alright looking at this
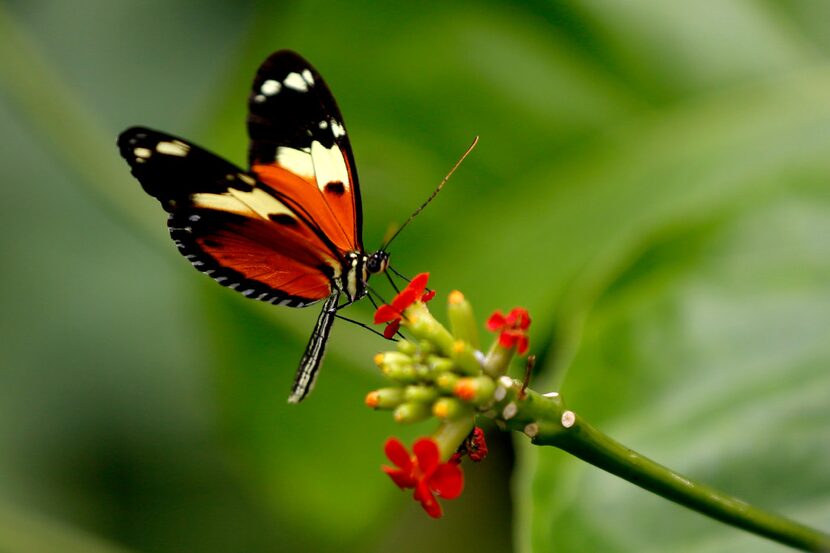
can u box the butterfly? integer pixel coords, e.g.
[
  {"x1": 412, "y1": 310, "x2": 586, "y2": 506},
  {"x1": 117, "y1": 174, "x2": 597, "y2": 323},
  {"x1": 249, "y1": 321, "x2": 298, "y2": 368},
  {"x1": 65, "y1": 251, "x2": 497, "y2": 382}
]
[{"x1": 118, "y1": 50, "x2": 392, "y2": 403}]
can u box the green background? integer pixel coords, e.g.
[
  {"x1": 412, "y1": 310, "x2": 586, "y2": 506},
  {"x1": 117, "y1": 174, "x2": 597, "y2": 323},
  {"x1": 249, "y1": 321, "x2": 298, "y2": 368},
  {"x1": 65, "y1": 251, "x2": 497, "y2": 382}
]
[{"x1": 1, "y1": 1, "x2": 829, "y2": 552}]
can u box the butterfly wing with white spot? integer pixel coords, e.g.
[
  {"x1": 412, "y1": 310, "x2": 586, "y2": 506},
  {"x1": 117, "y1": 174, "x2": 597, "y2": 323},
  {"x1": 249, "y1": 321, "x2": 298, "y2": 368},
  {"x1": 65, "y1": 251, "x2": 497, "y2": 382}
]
[
  {"x1": 118, "y1": 126, "x2": 340, "y2": 306},
  {"x1": 247, "y1": 50, "x2": 363, "y2": 254}
]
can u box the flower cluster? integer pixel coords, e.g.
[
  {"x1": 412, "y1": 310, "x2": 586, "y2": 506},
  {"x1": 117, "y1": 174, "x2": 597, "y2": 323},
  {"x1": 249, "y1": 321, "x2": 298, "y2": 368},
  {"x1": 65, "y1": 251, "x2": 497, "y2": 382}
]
[{"x1": 368, "y1": 273, "x2": 531, "y2": 518}]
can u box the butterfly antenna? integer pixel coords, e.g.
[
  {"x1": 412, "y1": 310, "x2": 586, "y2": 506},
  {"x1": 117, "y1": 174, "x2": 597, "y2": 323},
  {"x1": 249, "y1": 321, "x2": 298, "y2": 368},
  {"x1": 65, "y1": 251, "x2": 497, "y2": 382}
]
[
  {"x1": 384, "y1": 271, "x2": 401, "y2": 294},
  {"x1": 381, "y1": 136, "x2": 479, "y2": 250}
]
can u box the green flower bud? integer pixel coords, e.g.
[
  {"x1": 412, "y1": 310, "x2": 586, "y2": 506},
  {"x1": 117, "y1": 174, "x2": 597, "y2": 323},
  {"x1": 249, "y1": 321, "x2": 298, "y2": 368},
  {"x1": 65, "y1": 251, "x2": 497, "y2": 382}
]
[
  {"x1": 404, "y1": 384, "x2": 439, "y2": 403},
  {"x1": 417, "y1": 340, "x2": 435, "y2": 355},
  {"x1": 432, "y1": 397, "x2": 472, "y2": 420},
  {"x1": 396, "y1": 339, "x2": 418, "y2": 355},
  {"x1": 393, "y1": 401, "x2": 432, "y2": 424},
  {"x1": 427, "y1": 355, "x2": 455, "y2": 374},
  {"x1": 406, "y1": 304, "x2": 455, "y2": 356},
  {"x1": 447, "y1": 290, "x2": 479, "y2": 349},
  {"x1": 435, "y1": 372, "x2": 460, "y2": 394},
  {"x1": 451, "y1": 340, "x2": 482, "y2": 376},
  {"x1": 365, "y1": 387, "x2": 405, "y2": 409},
  {"x1": 375, "y1": 352, "x2": 418, "y2": 382}
]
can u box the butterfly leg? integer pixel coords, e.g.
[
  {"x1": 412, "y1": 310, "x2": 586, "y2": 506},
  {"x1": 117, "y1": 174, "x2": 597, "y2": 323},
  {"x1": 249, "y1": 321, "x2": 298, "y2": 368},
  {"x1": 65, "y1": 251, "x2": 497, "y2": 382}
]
[
  {"x1": 388, "y1": 265, "x2": 412, "y2": 283},
  {"x1": 334, "y1": 313, "x2": 391, "y2": 340},
  {"x1": 367, "y1": 286, "x2": 391, "y2": 308},
  {"x1": 385, "y1": 271, "x2": 401, "y2": 293},
  {"x1": 288, "y1": 289, "x2": 341, "y2": 403}
]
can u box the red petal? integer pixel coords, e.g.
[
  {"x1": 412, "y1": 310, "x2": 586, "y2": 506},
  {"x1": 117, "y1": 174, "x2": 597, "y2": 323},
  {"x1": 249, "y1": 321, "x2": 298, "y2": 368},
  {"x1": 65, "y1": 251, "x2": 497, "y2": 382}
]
[
  {"x1": 517, "y1": 335, "x2": 529, "y2": 355},
  {"x1": 384, "y1": 438, "x2": 413, "y2": 470},
  {"x1": 390, "y1": 273, "x2": 430, "y2": 311},
  {"x1": 486, "y1": 311, "x2": 507, "y2": 331},
  {"x1": 414, "y1": 482, "x2": 442, "y2": 518},
  {"x1": 383, "y1": 319, "x2": 401, "y2": 339},
  {"x1": 508, "y1": 308, "x2": 531, "y2": 330},
  {"x1": 429, "y1": 462, "x2": 464, "y2": 499},
  {"x1": 498, "y1": 332, "x2": 517, "y2": 349},
  {"x1": 412, "y1": 438, "x2": 440, "y2": 474},
  {"x1": 374, "y1": 304, "x2": 400, "y2": 324},
  {"x1": 408, "y1": 273, "x2": 430, "y2": 295},
  {"x1": 392, "y1": 289, "x2": 417, "y2": 312},
  {"x1": 421, "y1": 289, "x2": 436, "y2": 302},
  {"x1": 383, "y1": 466, "x2": 417, "y2": 489}
]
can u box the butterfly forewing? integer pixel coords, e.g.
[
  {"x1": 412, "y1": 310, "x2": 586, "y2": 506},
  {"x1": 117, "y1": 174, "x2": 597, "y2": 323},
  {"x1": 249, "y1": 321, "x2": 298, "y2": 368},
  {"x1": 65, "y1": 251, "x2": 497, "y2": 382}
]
[
  {"x1": 118, "y1": 127, "x2": 338, "y2": 306},
  {"x1": 247, "y1": 50, "x2": 363, "y2": 254}
]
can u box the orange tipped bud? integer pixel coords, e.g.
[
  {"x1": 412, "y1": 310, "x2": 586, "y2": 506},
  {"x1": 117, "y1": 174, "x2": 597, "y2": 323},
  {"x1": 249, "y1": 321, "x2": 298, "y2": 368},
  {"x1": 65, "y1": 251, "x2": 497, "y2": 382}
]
[
  {"x1": 366, "y1": 387, "x2": 406, "y2": 409},
  {"x1": 454, "y1": 376, "x2": 496, "y2": 405},
  {"x1": 432, "y1": 397, "x2": 467, "y2": 420},
  {"x1": 448, "y1": 289, "x2": 479, "y2": 348}
]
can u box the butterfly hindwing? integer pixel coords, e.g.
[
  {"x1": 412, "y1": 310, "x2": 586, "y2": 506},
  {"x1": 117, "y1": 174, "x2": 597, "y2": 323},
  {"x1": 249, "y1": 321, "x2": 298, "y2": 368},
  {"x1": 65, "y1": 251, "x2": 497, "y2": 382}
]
[
  {"x1": 247, "y1": 50, "x2": 363, "y2": 254},
  {"x1": 118, "y1": 126, "x2": 338, "y2": 307}
]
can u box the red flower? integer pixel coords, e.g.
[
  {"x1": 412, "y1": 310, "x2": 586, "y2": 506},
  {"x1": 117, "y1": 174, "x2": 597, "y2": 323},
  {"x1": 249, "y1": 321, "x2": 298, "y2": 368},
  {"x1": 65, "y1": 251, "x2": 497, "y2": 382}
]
[
  {"x1": 373, "y1": 273, "x2": 434, "y2": 339},
  {"x1": 383, "y1": 437, "x2": 464, "y2": 518},
  {"x1": 487, "y1": 307, "x2": 531, "y2": 354}
]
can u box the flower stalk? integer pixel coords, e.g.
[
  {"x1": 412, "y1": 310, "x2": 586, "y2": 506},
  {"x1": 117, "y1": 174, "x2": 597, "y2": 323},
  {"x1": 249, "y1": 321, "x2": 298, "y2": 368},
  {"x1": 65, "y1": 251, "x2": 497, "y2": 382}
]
[{"x1": 490, "y1": 377, "x2": 830, "y2": 553}]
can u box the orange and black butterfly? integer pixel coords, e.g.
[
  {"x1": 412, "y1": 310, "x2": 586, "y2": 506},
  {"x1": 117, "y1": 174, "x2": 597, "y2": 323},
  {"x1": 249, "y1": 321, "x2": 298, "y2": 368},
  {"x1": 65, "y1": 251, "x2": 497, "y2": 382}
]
[{"x1": 118, "y1": 51, "x2": 391, "y2": 403}]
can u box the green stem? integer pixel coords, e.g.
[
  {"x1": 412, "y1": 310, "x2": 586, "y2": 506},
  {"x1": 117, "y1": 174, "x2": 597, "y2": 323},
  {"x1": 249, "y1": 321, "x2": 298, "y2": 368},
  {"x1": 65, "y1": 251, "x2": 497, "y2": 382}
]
[
  {"x1": 432, "y1": 414, "x2": 476, "y2": 460},
  {"x1": 553, "y1": 417, "x2": 830, "y2": 552},
  {"x1": 492, "y1": 380, "x2": 830, "y2": 552}
]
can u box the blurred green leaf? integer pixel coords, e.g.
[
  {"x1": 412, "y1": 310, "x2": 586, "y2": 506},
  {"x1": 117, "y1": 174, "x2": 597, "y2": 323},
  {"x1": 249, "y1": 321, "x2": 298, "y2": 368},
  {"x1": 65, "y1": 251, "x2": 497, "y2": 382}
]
[
  {"x1": 544, "y1": 0, "x2": 813, "y2": 100},
  {"x1": 0, "y1": 503, "x2": 136, "y2": 553},
  {"x1": 517, "y1": 181, "x2": 830, "y2": 551}
]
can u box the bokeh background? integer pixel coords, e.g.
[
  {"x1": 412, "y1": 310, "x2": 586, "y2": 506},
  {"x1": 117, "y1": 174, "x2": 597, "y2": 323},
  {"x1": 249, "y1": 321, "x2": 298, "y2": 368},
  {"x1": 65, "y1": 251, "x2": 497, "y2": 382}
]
[{"x1": 1, "y1": 1, "x2": 829, "y2": 552}]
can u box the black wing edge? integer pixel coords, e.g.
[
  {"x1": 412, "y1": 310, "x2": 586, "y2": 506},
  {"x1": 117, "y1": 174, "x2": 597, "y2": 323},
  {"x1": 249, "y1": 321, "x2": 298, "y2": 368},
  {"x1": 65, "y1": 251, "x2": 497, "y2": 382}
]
[{"x1": 117, "y1": 126, "x2": 321, "y2": 308}]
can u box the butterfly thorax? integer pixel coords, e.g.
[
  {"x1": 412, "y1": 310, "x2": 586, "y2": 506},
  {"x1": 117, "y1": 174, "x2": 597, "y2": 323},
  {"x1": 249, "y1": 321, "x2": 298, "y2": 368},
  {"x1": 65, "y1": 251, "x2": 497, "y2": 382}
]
[{"x1": 338, "y1": 250, "x2": 389, "y2": 303}]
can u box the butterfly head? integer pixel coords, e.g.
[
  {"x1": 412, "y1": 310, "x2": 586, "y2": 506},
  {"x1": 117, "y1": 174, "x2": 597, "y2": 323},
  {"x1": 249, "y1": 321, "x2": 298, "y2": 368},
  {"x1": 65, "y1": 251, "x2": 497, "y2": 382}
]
[{"x1": 366, "y1": 250, "x2": 390, "y2": 275}]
